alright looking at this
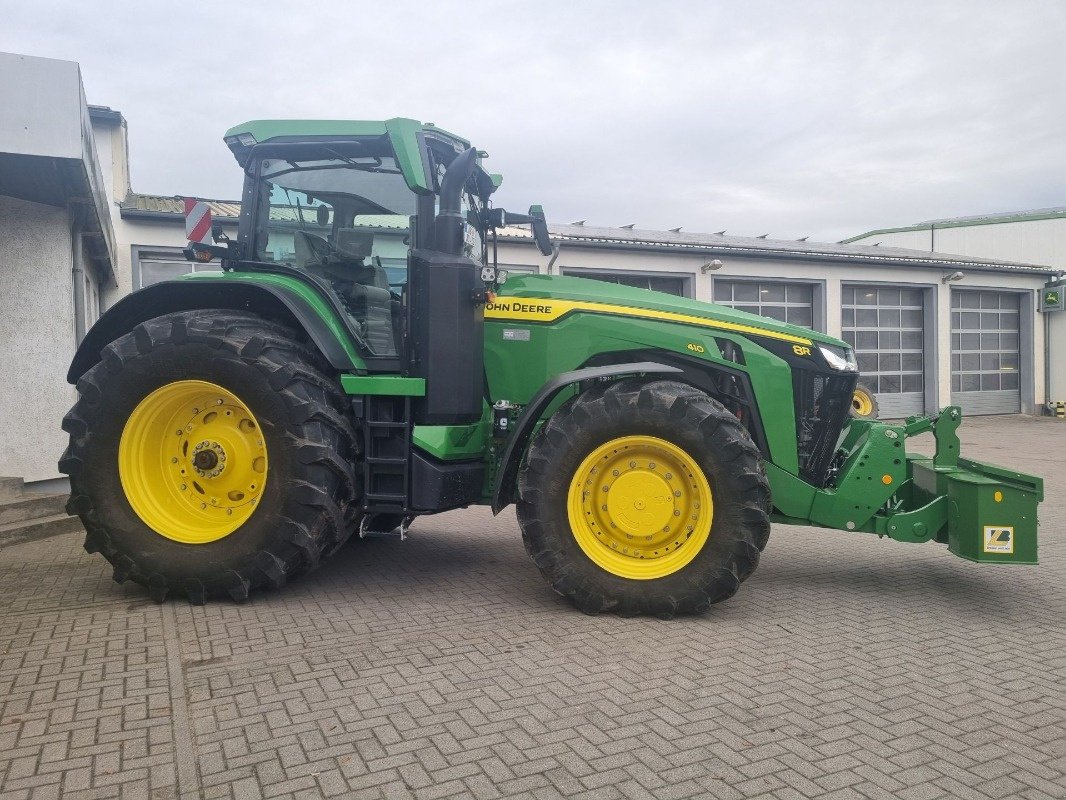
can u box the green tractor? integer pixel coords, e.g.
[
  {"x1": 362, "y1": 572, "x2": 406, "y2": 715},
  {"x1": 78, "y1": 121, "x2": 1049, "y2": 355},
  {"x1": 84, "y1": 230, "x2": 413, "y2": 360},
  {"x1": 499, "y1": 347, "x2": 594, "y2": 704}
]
[{"x1": 61, "y1": 118, "x2": 1044, "y2": 615}]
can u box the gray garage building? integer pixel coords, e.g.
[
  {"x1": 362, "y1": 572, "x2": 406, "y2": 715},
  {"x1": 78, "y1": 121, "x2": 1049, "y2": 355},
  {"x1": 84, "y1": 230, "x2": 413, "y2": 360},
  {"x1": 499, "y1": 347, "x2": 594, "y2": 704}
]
[{"x1": 113, "y1": 206, "x2": 1061, "y2": 419}]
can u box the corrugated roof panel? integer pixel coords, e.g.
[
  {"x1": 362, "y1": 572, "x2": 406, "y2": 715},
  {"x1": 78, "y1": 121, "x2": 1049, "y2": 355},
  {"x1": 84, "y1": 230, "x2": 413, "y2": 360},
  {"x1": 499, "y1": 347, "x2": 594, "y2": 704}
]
[{"x1": 120, "y1": 194, "x2": 1057, "y2": 274}]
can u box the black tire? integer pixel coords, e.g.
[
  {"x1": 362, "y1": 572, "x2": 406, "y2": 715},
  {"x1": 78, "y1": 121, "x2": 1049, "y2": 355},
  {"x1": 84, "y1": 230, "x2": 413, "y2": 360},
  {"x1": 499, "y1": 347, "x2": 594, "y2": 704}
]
[
  {"x1": 517, "y1": 379, "x2": 771, "y2": 618},
  {"x1": 850, "y1": 382, "x2": 879, "y2": 419},
  {"x1": 60, "y1": 310, "x2": 360, "y2": 604}
]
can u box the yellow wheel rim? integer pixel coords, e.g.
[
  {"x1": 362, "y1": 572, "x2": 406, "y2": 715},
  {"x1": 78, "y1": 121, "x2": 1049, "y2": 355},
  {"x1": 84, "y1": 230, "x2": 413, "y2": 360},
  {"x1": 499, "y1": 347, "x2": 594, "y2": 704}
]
[
  {"x1": 566, "y1": 435, "x2": 713, "y2": 580},
  {"x1": 852, "y1": 388, "x2": 874, "y2": 417},
  {"x1": 118, "y1": 380, "x2": 268, "y2": 544}
]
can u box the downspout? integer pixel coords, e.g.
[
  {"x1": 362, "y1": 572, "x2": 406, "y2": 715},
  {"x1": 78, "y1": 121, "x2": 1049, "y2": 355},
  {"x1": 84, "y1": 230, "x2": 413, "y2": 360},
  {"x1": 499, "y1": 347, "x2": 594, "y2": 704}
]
[
  {"x1": 71, "y1": 220, "x2": 87, "y2": 345},
  {"x1": 546, "y1": 243, "x2": 561, "y2": 275}
]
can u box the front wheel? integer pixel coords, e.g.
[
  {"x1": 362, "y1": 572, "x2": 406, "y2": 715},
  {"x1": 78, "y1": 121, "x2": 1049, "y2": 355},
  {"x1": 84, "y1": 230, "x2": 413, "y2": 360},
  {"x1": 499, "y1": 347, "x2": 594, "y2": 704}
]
[
  {"x1": 850, "y1": 382, "x2": 879, "y2": 419},
  {"x1": 517, "y1": 379, "x2": 770, "y2": 617}
]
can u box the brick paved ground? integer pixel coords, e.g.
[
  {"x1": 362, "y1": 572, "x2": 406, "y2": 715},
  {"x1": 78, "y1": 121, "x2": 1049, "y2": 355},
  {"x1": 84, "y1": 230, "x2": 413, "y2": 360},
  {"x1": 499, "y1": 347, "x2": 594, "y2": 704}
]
[{"x1": 1, "y1": 415, "x2": 1063, "y2": 800}]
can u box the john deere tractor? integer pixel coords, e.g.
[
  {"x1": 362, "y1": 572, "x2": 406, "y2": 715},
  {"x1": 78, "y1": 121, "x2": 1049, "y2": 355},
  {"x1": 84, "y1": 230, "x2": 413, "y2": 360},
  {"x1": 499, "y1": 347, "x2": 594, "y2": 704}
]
[{"x1": 61, "y1": 118, "x2": 1043, "y2": 615}]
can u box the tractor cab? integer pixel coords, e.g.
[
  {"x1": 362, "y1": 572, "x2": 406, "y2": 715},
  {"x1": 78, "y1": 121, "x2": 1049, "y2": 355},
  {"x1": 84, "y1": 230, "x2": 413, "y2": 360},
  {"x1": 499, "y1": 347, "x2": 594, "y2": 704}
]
[{"x1": 220, "y1": 121, "x2": 496, "y2": 363}]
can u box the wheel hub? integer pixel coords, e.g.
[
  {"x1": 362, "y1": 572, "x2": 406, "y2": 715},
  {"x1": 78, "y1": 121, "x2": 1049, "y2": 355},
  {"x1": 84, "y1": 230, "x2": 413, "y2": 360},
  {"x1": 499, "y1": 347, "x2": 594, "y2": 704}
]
[
  {"x1": 192, "y1": 441, "x2": 224, "y2": 476},
  {"x1": 606, "y1": 470, "x2": 674, "y2": 536}
]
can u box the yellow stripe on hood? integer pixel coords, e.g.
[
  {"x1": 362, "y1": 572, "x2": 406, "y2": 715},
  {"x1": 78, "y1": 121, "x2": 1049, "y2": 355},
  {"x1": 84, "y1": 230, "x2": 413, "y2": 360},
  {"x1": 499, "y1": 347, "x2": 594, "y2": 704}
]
[{"x1": 484, "y1": 297, "x2": 813, "y2": 346}]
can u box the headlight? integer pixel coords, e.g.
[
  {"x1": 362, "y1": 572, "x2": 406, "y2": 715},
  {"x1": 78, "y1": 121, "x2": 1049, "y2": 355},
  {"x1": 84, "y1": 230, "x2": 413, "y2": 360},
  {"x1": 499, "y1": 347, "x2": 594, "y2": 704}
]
[{"x1": 818, "y1": 344, "x2": 858, "y2": 372}]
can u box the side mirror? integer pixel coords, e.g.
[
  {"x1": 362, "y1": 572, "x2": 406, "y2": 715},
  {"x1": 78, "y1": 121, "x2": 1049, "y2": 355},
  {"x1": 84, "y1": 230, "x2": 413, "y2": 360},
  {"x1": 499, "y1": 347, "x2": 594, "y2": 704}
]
[
  {"x1": 479, "y1": 205, "x2": 552, "y2": 256},
  {"x1": 529, "y1": 205, "x2": 552, "y2": 256}
]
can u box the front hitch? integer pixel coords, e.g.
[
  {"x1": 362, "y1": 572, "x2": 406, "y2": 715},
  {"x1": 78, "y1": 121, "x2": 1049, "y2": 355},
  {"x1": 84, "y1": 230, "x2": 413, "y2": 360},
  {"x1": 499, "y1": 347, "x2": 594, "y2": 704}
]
[{"x1": 818, "y1": 407, "x2": 1043, "y2": 563}]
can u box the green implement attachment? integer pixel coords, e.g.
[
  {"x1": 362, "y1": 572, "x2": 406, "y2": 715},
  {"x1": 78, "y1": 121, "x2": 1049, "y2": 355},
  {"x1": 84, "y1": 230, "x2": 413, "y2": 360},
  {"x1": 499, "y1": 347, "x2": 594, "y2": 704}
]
[{"x1": 776, "y1": 407, "x2": 1044, "y2": 564}]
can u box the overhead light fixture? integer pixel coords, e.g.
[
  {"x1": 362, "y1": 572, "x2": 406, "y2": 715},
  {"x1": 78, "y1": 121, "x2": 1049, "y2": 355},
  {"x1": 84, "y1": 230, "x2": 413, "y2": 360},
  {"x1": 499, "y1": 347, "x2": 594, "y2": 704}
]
[
  {"x1": 701, "y1": 259, "x2": 724, "y2": 273},
  {"x1": 943, "y1": 271, "x2": 965, "y2": 283}
]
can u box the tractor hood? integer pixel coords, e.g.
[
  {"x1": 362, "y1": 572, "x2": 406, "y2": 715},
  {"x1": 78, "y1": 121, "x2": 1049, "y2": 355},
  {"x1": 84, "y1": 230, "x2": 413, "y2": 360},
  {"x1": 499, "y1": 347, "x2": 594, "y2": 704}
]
[{"x1": 491, "y1": 273, "x2": 849, "y2": 351}]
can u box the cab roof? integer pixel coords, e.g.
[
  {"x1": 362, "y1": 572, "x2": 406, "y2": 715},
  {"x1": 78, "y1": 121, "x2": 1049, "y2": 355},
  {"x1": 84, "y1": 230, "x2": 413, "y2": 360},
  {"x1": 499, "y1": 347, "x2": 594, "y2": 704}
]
[{"x1": 222, "y1": 117, "x2": 473, "y2": 195}]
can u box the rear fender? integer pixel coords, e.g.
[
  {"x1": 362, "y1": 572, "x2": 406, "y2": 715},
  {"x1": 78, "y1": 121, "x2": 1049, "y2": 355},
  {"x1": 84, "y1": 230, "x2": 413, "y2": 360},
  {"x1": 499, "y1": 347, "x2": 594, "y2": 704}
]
[{"x1": 68, "y1": 277, "x2": 366, "y2": 383}]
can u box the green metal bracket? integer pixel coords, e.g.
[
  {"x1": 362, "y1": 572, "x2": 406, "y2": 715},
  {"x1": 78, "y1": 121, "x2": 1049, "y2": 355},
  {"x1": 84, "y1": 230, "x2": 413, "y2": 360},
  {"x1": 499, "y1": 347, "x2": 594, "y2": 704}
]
[
  {"x1": 902, "y1": 406, "x2": 961, "y2": 468},
  {"x1": 808, "y1": 422, "x2": 909, "y2": 531},
  {"x1": 873, "y1": 495, "x2": 947, "y2": 543},
  {"x1": 340, "y1": 375, "x2": 426, "y2": 396}
]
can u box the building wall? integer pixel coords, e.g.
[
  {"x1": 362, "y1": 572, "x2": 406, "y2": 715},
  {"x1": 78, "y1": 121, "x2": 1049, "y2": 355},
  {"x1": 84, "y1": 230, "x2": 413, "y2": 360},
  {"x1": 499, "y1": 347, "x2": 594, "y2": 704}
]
[
  {"x1": 0, "y1": 195, "x2": 77, "y2": 484},
  {"x1": 1048, "y1": 294, "x2": 1066, "y2": 404},
  {"x1": 847, "y1": 217, "x2": 1066, "y2": 271},
  {"x1": 112, "y1": 217, "x2": 190, "y2": 300},
  {"x1": 496, "y1": 239, "x2": 1049, "y2": 413},
  {"x1": 0, "y1": 53, "x2": 84, "y2": 160}
]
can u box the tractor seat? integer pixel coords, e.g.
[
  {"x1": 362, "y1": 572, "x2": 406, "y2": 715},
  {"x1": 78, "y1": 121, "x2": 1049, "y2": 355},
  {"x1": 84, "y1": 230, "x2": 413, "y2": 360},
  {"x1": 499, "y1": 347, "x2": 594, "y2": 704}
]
[
  {"x1": 293, "y1": 229, "x2": 397, "y2": 357},
  {"x1": 335, "y1": 229, "x2": 397, "y2": 357}
]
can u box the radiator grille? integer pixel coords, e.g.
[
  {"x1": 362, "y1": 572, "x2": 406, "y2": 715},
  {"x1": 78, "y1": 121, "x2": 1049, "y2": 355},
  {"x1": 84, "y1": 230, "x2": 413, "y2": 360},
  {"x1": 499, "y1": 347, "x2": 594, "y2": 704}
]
[{"x1": 794, "y1": 370, "x2": 858, "y2": 487}]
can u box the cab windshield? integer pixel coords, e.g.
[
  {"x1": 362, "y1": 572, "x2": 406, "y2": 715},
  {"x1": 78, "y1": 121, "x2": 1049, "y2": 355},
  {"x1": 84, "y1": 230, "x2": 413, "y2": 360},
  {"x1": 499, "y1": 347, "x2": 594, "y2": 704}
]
[{"x1": 253, "y1": 154, "x2": 416, "y2": 357}]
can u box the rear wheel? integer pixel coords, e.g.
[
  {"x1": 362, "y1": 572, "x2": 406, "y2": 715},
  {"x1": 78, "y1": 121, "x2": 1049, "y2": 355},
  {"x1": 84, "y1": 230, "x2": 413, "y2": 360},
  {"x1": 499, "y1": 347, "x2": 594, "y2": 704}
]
[
  {"x1": 60, "y1": 310, "x2": 360, "y2": 603},
  {"x1": 517, "y1": 379, "x2": 770, "y2": 617}
]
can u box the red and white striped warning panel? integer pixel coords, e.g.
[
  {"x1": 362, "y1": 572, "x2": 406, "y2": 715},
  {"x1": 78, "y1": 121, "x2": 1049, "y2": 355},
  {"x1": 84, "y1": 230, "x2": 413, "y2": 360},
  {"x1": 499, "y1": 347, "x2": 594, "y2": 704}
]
[{"x1": 183, "y1": 199, "x2": 213, "y2": 244}]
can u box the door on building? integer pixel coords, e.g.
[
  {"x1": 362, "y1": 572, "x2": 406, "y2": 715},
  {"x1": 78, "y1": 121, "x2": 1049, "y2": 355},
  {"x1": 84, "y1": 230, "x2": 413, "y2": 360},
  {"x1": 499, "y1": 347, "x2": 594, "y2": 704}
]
[
  {"x1": 951, "y1": 290, "x2": 1021, "y2": 414},
  {"x1": 841, "y1": 286, "x2": 926, "y2": 418},
  {"x1": 712, "y1": 280, "x2": 816, "y2": 328}
]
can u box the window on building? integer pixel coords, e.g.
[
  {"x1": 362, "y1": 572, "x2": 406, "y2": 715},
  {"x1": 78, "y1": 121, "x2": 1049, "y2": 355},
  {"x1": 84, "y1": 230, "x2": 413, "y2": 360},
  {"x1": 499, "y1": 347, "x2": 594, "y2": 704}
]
[
  {"x1": 136, "y1": 251, "x2": 220, "y2": 289},
  {"x1": 713, "y1": 280, "x2": 816, "y2": 328}
]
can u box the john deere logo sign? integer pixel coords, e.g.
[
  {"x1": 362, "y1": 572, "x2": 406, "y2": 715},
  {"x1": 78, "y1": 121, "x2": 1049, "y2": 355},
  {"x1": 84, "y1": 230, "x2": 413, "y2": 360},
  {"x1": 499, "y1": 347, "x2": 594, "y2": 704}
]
[{"x1": 1040, "y1": 288, "x2": 1064, "y2": 312}]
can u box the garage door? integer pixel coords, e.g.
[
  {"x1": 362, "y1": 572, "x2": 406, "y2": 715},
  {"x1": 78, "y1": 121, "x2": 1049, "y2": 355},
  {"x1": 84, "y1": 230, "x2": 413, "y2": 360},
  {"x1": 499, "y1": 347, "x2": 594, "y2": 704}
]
[
  {"x1": 712, "y1": 280, "x2": 815, "y2": 328},
  {"x1": 842, "y1": 286, "x2": 926, "y2": 418},
  {"x1": 951, "y1": 290, "x2": 1021, "y2": 415}
]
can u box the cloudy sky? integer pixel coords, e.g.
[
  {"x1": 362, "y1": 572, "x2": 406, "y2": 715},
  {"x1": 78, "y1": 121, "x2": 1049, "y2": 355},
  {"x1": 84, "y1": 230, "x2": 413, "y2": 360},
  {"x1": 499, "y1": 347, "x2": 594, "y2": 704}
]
[{"x1": 4, "y1": 1, "x2": 1064, "y2": 241}]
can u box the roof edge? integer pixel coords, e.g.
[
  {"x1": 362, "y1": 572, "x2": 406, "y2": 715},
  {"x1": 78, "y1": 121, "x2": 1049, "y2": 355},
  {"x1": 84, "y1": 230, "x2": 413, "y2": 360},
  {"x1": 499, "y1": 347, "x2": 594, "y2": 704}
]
[{"x1": 842, "y1": 208, "x2": 1066, "y2": 242}]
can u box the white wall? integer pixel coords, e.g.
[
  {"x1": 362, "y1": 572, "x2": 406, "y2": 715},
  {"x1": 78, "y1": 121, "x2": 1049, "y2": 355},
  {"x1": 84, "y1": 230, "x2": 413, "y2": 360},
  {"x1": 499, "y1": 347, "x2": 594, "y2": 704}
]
[
  {"x1": 0, "y1": 196, "x2": 77, "y2": 483},
  {"x1": 1047, "y1": 287, "x2": 1066, "y2": 404},
  {"x1": 106, "y1": 216, "x2": 192, "y2": 305},
  {"x1": 848, "y1": 217, "x2": 1066, "y2": 271},
  {"x1": 0, "y1": 52, "x2": 83, "y2": 159}
]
